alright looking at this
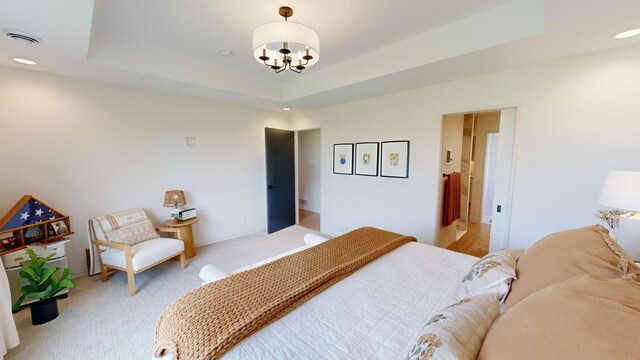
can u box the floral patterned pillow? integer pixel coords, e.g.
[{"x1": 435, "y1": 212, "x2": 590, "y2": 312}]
[
  {"x1": 405, "y1": 294, "x2": 500, "y2": 360},
  {"x1": 459, "y1": 249, "x2": 523, "y2": 302}
]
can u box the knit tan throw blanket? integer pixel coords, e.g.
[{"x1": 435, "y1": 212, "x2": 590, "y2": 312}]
[{"x1": 154, "y1": 227, "x2": 415, "y2": 360}]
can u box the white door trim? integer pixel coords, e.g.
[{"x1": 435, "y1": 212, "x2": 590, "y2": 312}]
[
  {"x1": 488, "y1": 108, "x2": 518, "y2": 251},
  {"x1": 481, "y1": 132, "x2": 499, "y2": 225}
]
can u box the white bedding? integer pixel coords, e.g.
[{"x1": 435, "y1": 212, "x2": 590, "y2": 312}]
[{"x1": 157, "y1": 242, "x2": 478, "y2": 360}]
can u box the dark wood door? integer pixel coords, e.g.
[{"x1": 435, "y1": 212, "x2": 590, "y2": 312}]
[{"x1": 265, "y1": 128, "x2": 295, "y2": 233}]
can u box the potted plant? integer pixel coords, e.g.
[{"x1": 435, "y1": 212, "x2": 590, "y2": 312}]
[{"x1": 12, "y1": 249, "x2": 77, "y2": 325}]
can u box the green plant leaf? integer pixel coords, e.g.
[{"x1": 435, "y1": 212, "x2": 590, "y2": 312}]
[
  {"x1": 12, "y1": 295, "x2": 25, "y2": 311},
  {"x1": 21, "y1": 275, "x2": 39, "y2": 288},
  {"x1": 38, "y1": 266, "x2": 59, "y2": 286},
  {"x1": 48, "y1": 277, "x2": 59, "y2": 292},
  {"x1": 59, "y1": 268, "x2": 72, "y2": 281},
  {"x1": 43, "y1": 252, "x2": 55, "y2": 263},
  {"x1": 26, "y1": 249, "x2": 37, "y2": 262},
  {"x1": 26, "y1": 288, "x2": 53, "y2": 301},
  {"x1": 58, "y1": 279, "x2": 76, "y2": 289},
  {"x1": 19, "y1": 284, "x2": 38, "y2": 295},
  {"x1": 20, "y1": 266, "x2": 40, "y2": 282}
]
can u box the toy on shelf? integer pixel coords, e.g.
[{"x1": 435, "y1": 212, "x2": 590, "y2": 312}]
[{"x1": 0, "y1": 195, "x2": 73, "y2": 255}]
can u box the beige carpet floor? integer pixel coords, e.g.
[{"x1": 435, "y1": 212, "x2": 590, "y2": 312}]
[{"x1": 6, "y1": 225, "x2": 322, "y2": 360}]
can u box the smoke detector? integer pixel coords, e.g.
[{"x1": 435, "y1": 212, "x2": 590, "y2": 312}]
[{"x1": 3, "y1": 29, "x2": 40, "y2": 45}]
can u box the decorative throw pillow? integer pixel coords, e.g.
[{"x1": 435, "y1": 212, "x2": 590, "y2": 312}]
[
  {"x1": 459, "y1": 248, "x2": 523, "y2": 301},
  {"x1": 405, "y1": 293, "x2": 500, "y2": 360},
  {"x1": 105, "y1": 219, "x2": 158, "y2": 245},
  {"x1": 479, "y1": 274, "x2": 640, "y2": 360},
  {"x1": 504, "y1": 225, "x2": 640, "y2": 309}
]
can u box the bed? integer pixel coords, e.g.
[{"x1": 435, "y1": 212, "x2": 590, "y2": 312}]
[{"x1": 154, "y1": 225, "x2": 640, "y2": 360}]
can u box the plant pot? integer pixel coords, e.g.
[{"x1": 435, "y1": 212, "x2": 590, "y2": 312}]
[{"x1": 30, "y1": 298, "x2": 59, "y2": 325}]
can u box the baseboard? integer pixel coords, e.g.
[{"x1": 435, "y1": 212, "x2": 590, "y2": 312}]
[
  {"x1": 440, "y1": 237, "x2": 456, "y2": 249},
  {"x1": 299, "y1": 206, "x2": 320, "y2": 214},
  {"x1": 72, "y1": 270, "x2": 88, "y2": 279},
  {"x1": 195, "y1": 228, "x2": 266, "y2": 248}
]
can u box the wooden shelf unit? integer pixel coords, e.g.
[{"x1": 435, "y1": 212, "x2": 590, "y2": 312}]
[{"x1": 0, "y1": 195, "x2": 74, "y2": 255}]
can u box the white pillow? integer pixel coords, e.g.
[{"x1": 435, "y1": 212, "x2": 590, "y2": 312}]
[
  {"x1": 459, "y1": 249, "x2": 523, "y2": 302},
  {"x1": 199, "y1": 264, "x2": 229, "y2": 285},
  {"x1": 405, "y1": 293, "x2": 500, "y2": 360}
]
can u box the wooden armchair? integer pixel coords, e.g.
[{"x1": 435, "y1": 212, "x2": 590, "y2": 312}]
[{"x1": 89, "y1": 209, "x2": 186, "y2": 296}]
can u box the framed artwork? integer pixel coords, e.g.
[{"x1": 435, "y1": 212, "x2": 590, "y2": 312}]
[
  {"x1": 333, "y1": 143, "x2": 354, "y2": 175},
  {"x1": 381, "y1": 140, "x2": 410, "y2": 178},
  {"x1": 355, "y1": 142, "x2": 379, "y2": 176}
]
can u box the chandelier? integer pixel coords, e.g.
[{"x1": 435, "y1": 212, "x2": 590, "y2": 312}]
[{"x1": 252, "y1": 6, "x2": 319, "y2": 74}]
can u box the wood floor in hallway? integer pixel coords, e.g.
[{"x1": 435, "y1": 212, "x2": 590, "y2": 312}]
[
  {"x1": 299, "y1": 209, "x2": 320, "y2": 231},
  {"x1": 447, "y1": 222, "x2": 491, "y2": 257}
]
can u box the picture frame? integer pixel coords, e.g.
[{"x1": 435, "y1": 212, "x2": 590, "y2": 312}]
[
  {"x1": 355, "y1": 142, "x2": 379, "y2": 176},
  {"x1": 0, "y1": 232, "x2": 18, "y2": 250},
  {"x1": 24, "y1": 225, "x2": 46, "y2": 243},
  {"x1": 380, "y1": 140, "x2": 410, "y2": 178},
  {"x1": 333, "y1": 143, "x2": 354, "y2": 175},
  {"x1": 49, "y1": 220, "x2": 69, "y2": 236}
]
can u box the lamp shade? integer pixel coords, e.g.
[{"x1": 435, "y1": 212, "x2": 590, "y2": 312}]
[
  {"x1": 163, "y1": 190, "x2": 186, "y2": 208},
  {"x1": 253, "y1": 20, "x2": 320, "y2": 67},
  {"x1": 598, "y1": 171, "x2": 640, "y2": 211}
]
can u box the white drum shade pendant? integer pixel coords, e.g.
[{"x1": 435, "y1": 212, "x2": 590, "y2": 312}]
[{"x1": 253, "y1": 6, "x2": 319, "y2": 73}]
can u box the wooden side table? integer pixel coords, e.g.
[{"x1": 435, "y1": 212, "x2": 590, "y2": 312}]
[{"x1": 163, "y1": 217, "x2": 199, "y2": 259}]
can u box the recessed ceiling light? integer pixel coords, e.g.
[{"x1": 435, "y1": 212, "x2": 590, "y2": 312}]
[
  {"x1": 615, "y1": 28, "x2": 640, "y2": 39},
  {"x1": 282, "y1": 107, "x2": 291, "y2": 111},
  {"x1": 12, "y1": 57, "x2": 37, "y2": 65}
]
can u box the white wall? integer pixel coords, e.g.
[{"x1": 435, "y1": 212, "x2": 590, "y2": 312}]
[
  {"x1": 441, "y1": 115, "x2": 464, "y2": 173},
  {"x1": 291, "y1": 44, "x2": 640, "y2": 249},
  {"x1": 470, "y1": 113, "x2": 501, "y2": 223},
  {"x1": 297, "y1": 129, "x2": 321, "y2": 213},
  {"x1": 0, "y1": 67, "x2": 289, "y2": 277}
]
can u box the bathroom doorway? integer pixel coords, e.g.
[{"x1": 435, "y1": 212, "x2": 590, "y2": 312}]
[{"x1": 439, "y1": 109, "x2": 515, "y2": 256}]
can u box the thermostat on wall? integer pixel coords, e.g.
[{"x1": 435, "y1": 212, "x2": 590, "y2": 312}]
[{"x1": 179, "y1": 208, "x2": 197, "y2": 220}]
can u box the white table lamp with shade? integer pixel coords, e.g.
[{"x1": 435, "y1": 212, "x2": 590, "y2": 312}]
[{"x1": 598, "y1": 170, "x2": 640, "y2": 260}]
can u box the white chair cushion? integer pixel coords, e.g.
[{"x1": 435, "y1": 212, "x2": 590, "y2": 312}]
[{"x1": 101, "y1": 238, "x2": 184, "y2": 272}]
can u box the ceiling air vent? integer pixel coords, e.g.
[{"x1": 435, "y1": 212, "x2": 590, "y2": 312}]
[{"x1": 3, "y1": 29, "x2": 40, "y2": 45}]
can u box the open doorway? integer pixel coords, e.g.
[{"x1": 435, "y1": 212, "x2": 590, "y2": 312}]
[
  {"x1": 439, "y1": 109, "x2": 515, "y2": 257},
  {"x1": 297, "y1": 129, "x2": 321, "y2": 231}
]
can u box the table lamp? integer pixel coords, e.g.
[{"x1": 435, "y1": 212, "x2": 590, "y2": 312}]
[
  {"x1": 599, "y1": 171, "x2": 640, "y2": 212},
  {"x1": 163, "y1": 190, "x2": 187, "y2": 222},
  {"x1": 598, "y1": 171, "x2": 640, "y2": 256}
]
